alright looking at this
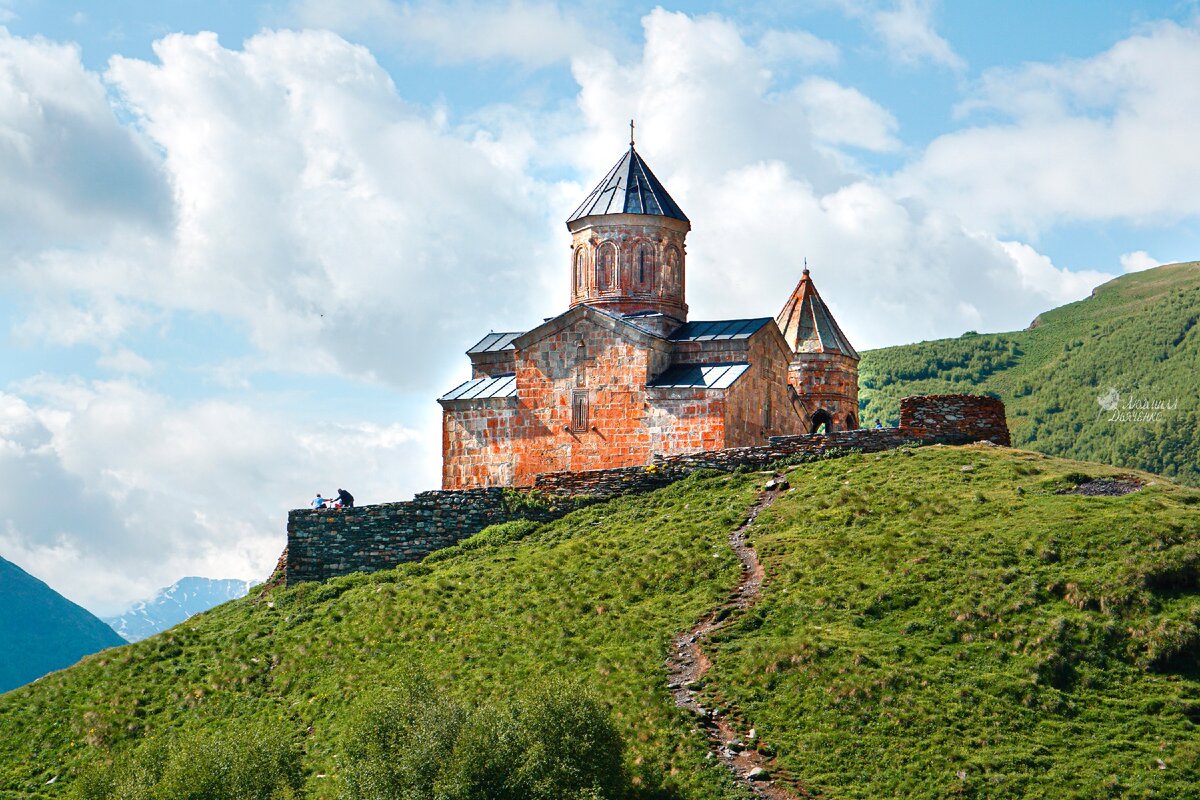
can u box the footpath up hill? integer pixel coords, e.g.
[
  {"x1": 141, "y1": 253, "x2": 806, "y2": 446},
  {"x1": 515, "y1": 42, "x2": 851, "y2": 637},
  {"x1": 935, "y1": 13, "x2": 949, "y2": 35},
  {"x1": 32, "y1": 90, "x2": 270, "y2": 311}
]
[
  {"x1": 2, "y1": 447, "x2": 1199, "y2": 798},
  {"x1": 859, "y1": 261, "x2": 1200, "y2": 486}
]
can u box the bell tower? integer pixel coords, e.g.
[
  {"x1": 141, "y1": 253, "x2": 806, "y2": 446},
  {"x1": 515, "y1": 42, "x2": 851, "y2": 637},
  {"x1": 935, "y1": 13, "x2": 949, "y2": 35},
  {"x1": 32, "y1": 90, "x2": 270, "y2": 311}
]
[{"x1": 566, "y1": 126, "x2": 690, "y2": 326}]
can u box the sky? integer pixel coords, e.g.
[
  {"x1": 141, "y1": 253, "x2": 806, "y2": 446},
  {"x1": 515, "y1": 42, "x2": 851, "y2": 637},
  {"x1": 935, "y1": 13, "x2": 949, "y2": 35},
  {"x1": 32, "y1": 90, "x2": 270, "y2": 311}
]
[{"x1": 2, "y1": 0, "x2": 1200, "y2": 616}]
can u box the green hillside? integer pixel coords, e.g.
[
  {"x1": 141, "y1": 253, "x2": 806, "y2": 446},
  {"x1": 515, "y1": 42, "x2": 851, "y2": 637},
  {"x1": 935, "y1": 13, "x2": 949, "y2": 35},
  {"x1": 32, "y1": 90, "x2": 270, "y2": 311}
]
[
  {"x1": 2, "y1": 447, "x2": 1200, "y2": 798},
  {"x1": 858, "y1": 261, "x2": 1200, "y2": 486},
  {"x1": 0, "y1": 556, "x2": 125, "y2": 694}
]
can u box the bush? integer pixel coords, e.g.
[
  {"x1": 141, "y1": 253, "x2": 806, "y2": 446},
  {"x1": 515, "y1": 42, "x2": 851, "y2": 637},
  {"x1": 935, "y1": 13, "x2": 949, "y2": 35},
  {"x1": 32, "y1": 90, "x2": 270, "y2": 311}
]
[
  {"x1": 341, "y1": 677, "x2": 628, "y2": 800},
  {"x1": 71, "y1": 722, "x2": 302, "y2": 800}
]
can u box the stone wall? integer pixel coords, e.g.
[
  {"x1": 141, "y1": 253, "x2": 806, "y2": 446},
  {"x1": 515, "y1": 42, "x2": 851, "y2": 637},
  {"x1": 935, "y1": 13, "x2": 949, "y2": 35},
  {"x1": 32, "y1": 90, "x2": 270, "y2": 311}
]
[
  {"x1": 290, "y1": 393, "x2": 1009, "y2": 584},
  {"x1": 286, "y1": 488, "x2": 558, "y2": 584},
  {"x1": 899, "y1": 394, "x2": 1010, "y2": 446}
]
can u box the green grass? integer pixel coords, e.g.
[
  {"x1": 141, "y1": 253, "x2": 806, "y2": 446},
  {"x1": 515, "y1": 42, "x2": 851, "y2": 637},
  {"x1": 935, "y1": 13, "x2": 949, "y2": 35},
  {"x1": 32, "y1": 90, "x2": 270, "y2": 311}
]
[
  {"x1": 0, "y1": 472, "x2": 760, "y2": 800},
  {"x1": 708, "y1": 445, "x2": 1200, "y2": 798},
  {"x1": 859, "y1": 261, "x2": 1200, "y2": 486},
  {"x1": 3, "y1": 448, "x2": 1200, "y2": 798}
]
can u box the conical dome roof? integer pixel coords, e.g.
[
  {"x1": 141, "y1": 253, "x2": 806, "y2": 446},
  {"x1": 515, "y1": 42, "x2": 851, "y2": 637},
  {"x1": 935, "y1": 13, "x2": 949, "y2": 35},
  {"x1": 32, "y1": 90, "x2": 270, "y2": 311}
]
[
  {"x1": 567, "y1": 146, "x2": 688, "y2": 224},
  {"x1": 776, "y1": 269, "x2": 858, "y2": 359}
]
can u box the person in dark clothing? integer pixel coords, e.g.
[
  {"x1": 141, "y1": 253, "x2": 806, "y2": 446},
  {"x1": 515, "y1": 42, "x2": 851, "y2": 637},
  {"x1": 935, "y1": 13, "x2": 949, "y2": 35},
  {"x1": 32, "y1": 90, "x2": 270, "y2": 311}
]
[{"x1": 336, "y1": 488, "x2": 355, "y2": 509}]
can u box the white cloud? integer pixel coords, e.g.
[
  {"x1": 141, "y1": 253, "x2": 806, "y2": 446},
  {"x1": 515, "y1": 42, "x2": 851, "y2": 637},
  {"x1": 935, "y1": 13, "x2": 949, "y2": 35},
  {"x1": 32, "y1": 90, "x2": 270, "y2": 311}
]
[
  {"x1": 96, "y1": 348, "x2": 154, "y2": 374},
  {"x1": 898, "y1": 20, "x2": 1200, "y2": 235},
  {"x1": 839, "y1": 0, "x2": 964, "y2": 71},
  {"x1": 3, "y1": 28, "x2": 561, "y2": 386},
  {"x1": 1120, "y1": 250, "x2": 1160, "y2": 273},
  {"x1": 794, "y1": 76, "x2": 899, "y2": 152},
  {"x1": 0, "y1": 28, "x2": 170, "y2": 255},
  {"x1": 0, "y1": 379, "x2": 434, "y2": 615},
  {"x1": 758, "y1": 29, "x2": 840, "y2": 66},
  {"x1": 287, "y1": 0, "x2": 600, "y2": 67}
]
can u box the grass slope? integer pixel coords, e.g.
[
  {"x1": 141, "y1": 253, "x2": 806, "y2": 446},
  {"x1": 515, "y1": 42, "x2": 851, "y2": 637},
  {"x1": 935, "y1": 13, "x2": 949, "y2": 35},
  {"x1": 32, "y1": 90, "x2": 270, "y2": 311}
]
[
  {"x1": 858, "y1": 261, "x2": 1200, "y2": 486},
  {"x1": 0, "y1": 473, "x2": 759, "y2": 799},
  {"x1": 2, "y1": 448, "x2": 1199, "y2": 798},
  {"x1": 709, "y1": 446, "x2": 1200, "y2": 798}
]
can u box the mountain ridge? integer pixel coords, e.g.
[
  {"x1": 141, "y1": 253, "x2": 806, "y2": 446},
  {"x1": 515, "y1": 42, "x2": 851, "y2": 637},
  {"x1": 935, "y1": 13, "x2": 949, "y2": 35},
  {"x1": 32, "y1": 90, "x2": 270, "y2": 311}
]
[
  {"x1": 104, "y1": 577, "x2": 256, "y2": 643},
  {"x1": 0, "y1": 556, "x2": 125, "y2": 695}
]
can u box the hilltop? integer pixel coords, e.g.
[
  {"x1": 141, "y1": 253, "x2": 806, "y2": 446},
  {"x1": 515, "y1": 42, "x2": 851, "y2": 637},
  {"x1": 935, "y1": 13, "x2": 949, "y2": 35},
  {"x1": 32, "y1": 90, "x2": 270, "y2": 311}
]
[
  {"x1": 1, "y1": 445, "x2": 1198, "y2": 798},
  {"x1": 859, "y1": 261, "x2": 1200, "y2": 486},
  {"x1": 0, "y1": 556, "x2": 125, "y2": 695}
]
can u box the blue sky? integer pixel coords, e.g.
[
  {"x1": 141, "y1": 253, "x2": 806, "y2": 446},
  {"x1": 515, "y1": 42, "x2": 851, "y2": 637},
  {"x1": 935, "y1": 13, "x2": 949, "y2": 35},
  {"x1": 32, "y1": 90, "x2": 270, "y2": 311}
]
[{"x1": 2, "y1": 0, "x2": 1199, "y2": 614}]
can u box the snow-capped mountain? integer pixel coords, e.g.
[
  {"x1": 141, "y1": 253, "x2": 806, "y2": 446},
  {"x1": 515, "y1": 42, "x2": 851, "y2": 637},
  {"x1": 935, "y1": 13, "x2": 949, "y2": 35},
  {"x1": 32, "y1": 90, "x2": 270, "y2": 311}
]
[{"x1": 104, "y1": 577, "x2": 256, "y2": 642}]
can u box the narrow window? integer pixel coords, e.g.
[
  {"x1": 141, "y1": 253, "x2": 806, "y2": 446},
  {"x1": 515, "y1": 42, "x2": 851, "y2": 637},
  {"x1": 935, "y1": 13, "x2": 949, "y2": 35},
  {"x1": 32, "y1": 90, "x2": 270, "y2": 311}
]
[
  {"x1": 596, "y1": 243, "x2": 616, "y2": 290},
  {"x1": 763, "y1": 397, "x2": 771, "y2": 431},
  {"x1": 571, "y1": 390, "x2": 589, "y2": 431},
  {"x1": 575, "y1": 248, "x2": 586, "y2": 291}
]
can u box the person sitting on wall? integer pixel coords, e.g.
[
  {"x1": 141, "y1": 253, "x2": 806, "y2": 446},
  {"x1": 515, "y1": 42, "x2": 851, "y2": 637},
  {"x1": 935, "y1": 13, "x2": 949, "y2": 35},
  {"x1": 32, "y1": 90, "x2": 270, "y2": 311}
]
[
  {"x1": 311, "y1": 493, "x2": 327, "y2": 510},
  {"x1": 337, "y1": 488, "x2": 355, "y2": 509},
  {"x1": 874, "y1": 418, "x2": 883, "y2": 429}
]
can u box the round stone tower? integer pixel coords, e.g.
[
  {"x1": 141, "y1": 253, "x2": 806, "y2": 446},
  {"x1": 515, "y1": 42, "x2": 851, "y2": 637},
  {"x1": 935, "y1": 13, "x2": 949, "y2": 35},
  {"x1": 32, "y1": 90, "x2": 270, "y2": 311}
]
[{"x1": 566, "y1": 139, "x2": 690, "y2": 326}]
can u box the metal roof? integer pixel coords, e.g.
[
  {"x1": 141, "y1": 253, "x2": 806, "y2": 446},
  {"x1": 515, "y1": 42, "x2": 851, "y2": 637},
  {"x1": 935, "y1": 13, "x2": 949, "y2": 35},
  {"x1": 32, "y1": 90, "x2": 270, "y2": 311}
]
[
  {"x1": 668, "y1": 318, "x2": 772, "y2": 342},
  {"x1": 467, "y1": 332, "x2": 523, "y2": 354},
  {"x1": 647, "y1": 363, "x2": 750, "y2": 389},
  {"x1": 775, "y1": 270, "x2": 858, "y2": 358},
  {"x1": 438, "y1": 374, "x2": 518, "y2": 402},
  {"x1": 567, "y1": 147, "x2": 688, "y2": 224}
]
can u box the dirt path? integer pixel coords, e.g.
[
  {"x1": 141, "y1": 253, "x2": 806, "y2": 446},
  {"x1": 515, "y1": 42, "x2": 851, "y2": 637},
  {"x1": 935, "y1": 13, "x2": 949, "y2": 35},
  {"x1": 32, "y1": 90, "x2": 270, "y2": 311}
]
[{"x1": 666, "y1": 477, "x2": 809, "y2": 799}]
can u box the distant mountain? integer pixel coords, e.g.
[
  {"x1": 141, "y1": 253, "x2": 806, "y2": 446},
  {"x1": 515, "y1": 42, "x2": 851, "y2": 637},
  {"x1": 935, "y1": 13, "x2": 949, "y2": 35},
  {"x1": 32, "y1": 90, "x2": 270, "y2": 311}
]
[
  {"x1": 0, "y1": 556, "x2": 124, "y2": 694},
  {"x1": 104, "y1": 577, "x2": 256, "y2": 642},
  {"x1": 859, "y1": 261, "x2": 1200, "y2": 486}
]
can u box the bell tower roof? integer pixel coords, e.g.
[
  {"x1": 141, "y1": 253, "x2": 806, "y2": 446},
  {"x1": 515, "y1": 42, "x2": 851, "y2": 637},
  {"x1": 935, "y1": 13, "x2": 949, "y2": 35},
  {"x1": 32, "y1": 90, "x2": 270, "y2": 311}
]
[
  {"x1": 776, "y1": 267, "x2": 859, "y2": 359},
  {"x1": 567, "y1": 143, "x2": 688, "y2": 225}
]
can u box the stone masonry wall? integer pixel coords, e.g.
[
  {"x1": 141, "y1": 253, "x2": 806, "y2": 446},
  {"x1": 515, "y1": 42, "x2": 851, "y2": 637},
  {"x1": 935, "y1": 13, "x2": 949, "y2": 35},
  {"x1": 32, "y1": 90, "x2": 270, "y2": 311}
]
[
  {"x1": 286, "y1": 488, "x2": 559, "y2": 584},
  {"x1": 900, "y1": 394, "x2": 1010, "y2": 446},
  {"x1": 288, "y1": 394, "x2": 1009, "y2": 584}
]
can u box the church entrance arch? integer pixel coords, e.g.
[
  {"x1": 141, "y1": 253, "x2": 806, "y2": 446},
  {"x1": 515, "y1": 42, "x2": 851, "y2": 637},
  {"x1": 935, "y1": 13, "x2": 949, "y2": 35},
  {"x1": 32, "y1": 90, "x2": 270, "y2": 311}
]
[{"x1": 811, "y1": 409, "x2": 833, "y2": 434}]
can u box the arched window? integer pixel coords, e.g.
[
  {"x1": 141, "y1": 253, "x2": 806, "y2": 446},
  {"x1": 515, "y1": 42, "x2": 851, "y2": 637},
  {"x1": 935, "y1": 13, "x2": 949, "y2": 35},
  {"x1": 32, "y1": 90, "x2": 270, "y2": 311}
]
[
  {"x1": 663, "y1": 246, "x2": 681, "y2": 293},
  {"x1": 845, "y1": 413, "x2": 858, "y2": 430},
  {"x1": 635, "y1": 244, "x2": 654, "y2": 292},
  {"x1": 811, "y1": 409, "x2": 833, "y2": 434},
  {"x1": 574, "y1": 248, "x2": 587, "y2": 292},
  {"x1": 596, "y1": 242, "x2": 617, "y2": 291}
]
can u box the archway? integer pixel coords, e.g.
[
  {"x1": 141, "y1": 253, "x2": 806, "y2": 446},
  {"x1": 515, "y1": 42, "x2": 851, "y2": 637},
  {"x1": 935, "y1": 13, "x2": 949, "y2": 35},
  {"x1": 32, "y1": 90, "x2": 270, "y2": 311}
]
[
  {"x1": 811, "y1": 409, "x2": 833, "y2": 434},
  {"x1": 845, "y1": 413, "x2": 858, "y2": 430}
]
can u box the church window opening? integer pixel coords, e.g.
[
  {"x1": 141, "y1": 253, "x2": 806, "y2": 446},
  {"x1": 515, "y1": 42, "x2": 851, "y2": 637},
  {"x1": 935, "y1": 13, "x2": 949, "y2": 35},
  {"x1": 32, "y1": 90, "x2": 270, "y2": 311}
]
[
  {"x1": 570, "y1": 390, "x2": 589, "y2": 431},
  {"x1": 574, "y1": 248, "x2": 586, "y2": 291},
  {"x1": 763, "y1": 397, "x2": 772, "y2": 431},
  {"x1": 636, "y1": 244, "x2": 653, "y2": 290},
  {"x1": 811, "y1": 409, "x2": 832, "y2": 434},
  {"x1": 596, "y1": 243, "x2": 617, "y2": 290}
]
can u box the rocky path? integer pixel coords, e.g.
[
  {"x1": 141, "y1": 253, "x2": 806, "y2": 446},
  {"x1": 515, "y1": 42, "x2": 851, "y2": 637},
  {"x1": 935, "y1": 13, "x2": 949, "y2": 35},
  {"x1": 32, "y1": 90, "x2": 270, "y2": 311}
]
[{"x1": 666, "y1": 477, "x2": 809, "y2": 799}]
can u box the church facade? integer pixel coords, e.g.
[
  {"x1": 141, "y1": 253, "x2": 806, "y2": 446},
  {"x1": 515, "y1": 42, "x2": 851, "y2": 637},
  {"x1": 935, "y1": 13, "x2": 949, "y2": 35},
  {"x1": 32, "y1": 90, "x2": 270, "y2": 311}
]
[{"x1": 439, "y1": 142, "x2": 859, "y2": 490}]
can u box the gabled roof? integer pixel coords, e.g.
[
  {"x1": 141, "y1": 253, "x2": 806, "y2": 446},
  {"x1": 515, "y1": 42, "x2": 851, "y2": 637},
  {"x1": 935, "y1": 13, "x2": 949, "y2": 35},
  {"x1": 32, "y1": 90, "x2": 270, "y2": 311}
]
[
  {"x1": 648, "y1": 363, "x2": 750, "y2": 389},
  {"x1": 467, "y1": 332, "x2": 523, "y2": 354},
  {"x1": 668, "y1": 318, "x2": 773, "y2": 342},
  {"x1": 513, "y1": 303, "x2": 670, "y2": 352},
  {"x1": 567, "y1": 146, "x2": 688, "y2": 224},
  {"x1": 775, "y1": 269, "x2": 858, "y2": 359},
  {"x1": 439, "y1": 374, "x2": 518, "y2": 402}
]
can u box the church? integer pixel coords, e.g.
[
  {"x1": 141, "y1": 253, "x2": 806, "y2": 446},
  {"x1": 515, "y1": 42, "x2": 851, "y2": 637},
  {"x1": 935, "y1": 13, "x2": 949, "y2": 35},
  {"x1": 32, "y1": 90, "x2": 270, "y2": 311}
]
[{"x1": 438, "y1": 137, "x2": 859, "y2": 490}]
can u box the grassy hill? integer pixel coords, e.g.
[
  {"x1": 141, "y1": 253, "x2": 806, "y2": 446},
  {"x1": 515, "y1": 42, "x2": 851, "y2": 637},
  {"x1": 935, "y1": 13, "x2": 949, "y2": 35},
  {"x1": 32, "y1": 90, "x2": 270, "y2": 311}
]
[
  {"x1": 2, "y1": 446, "x2": 1199, "y2": 798},
  {"x1": 858, "y1": 261, "x2": 1200, "y2": 486},
  {"x1": 0, "y1": 557, "x2": 125, "y2": 695}
]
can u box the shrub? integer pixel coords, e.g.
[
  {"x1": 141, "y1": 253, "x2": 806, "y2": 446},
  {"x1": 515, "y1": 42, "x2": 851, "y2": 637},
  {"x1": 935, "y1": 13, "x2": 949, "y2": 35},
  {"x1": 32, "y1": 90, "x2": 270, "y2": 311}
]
[
  {"x1": 340, "y1": 676, "x2": 627, "y2": 800},
  {"x1": 71, "y1": 722, "x2": 302, "y2": 800}
]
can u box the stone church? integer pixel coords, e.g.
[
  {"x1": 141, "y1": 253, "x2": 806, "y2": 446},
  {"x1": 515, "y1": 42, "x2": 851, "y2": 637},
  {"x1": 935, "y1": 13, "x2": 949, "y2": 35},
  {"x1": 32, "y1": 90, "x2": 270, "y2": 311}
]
[{"x1": 439, "y1": 139, "x2": 859, "y2": 490}]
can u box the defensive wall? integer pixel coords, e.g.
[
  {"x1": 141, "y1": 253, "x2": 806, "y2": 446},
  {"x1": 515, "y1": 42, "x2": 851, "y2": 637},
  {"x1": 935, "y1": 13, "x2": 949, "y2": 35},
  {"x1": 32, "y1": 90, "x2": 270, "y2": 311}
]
[{"x1": 285, "y1": 394, "x2": 1008, "y2": 584}]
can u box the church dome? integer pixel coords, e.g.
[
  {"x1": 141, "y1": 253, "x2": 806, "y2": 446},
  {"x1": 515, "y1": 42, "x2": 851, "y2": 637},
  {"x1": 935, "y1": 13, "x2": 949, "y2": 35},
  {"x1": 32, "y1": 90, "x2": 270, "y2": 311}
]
[{"x1": 567, "y1": 145, "x2": 688, "y2": 224}]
